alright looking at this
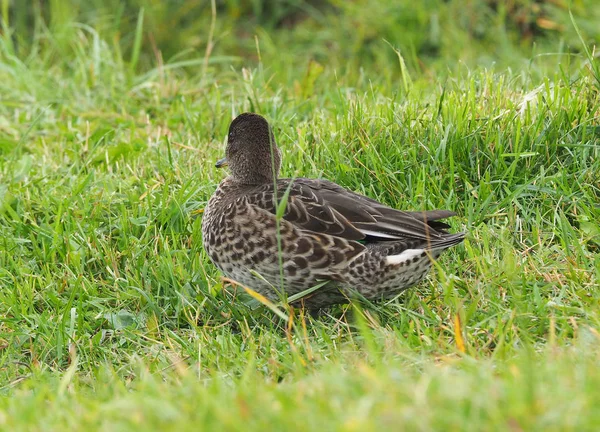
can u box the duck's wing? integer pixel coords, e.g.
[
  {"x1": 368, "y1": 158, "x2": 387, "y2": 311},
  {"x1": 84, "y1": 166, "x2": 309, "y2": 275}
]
[{"x1": 247, "y1": 178, "x2": 462, "y2": 243}]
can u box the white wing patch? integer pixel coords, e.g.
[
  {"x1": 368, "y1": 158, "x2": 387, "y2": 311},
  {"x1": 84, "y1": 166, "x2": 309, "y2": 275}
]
[
  {"x1": 358, "y1": 229, "x2": 403, "y2": 240},
  {"x1": 385, "y1": 249, "x2": 425, "y2": 265}
]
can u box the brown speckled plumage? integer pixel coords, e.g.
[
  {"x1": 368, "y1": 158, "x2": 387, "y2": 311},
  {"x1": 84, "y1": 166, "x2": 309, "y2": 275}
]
[{"x1": 202, "y1": 113, "x2": 465, "y2": 309}]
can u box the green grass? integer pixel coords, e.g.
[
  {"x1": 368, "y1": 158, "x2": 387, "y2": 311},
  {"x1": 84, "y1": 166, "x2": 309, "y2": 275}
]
[{"x1": 1, "y1": 0, "x2": 600, "y2": 430}]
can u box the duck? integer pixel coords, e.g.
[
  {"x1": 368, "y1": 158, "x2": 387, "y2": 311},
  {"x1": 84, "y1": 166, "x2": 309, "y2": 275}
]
[{"x1": 202, "y1": 113, "x2": 464, "y2": 309}]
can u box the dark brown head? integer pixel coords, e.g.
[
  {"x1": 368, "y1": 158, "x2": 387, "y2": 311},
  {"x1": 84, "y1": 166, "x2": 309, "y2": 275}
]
[{"x1": 216, "y1": 113, "x2": 281, "y2": 185}]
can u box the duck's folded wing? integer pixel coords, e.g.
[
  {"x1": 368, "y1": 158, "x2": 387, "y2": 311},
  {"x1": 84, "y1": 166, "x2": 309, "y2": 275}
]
[
  {"x1": 247, "y1": 179, "x2": 366, "y2": 240},
  {"x1": 248, "y1": 178, "x2": 460, "y2": 242}
]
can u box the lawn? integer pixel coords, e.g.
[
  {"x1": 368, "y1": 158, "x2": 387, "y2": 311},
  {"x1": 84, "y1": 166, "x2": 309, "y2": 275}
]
[{"x1": 1, "y1": 0, "x2": 599, "y2": 430}]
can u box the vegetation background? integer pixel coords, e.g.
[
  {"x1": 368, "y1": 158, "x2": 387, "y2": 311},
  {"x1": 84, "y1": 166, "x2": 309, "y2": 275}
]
[{"x1": 1, "y1": 0, "x2": 599, "y2": 429}]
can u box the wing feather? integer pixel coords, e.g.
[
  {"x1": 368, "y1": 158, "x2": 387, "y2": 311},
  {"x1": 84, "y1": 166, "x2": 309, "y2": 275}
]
[{"x1": 245, "y1": 178, "x2": 461, "y2": 242}]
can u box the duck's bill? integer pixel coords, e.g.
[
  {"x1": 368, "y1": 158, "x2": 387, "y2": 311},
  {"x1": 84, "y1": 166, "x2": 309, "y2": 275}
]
[{"x1": 215, "y1": 157, "x2": 228, "y2": 168}]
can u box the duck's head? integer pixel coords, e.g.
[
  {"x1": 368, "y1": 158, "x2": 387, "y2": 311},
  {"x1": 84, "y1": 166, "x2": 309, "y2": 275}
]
[{"x1": 216, "y1": 113, "x2": 281, "y2": 185}]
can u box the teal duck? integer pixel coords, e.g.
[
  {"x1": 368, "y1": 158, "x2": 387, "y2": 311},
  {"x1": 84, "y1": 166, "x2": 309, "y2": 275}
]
[{"x1": 202, "y1": 113, "x2": 464, "y2": 309}]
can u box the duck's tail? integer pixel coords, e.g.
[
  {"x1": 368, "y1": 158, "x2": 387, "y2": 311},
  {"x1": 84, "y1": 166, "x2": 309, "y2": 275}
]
[{"x1": 367, "y1": 232, "x2": 465, "y2": 266}]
